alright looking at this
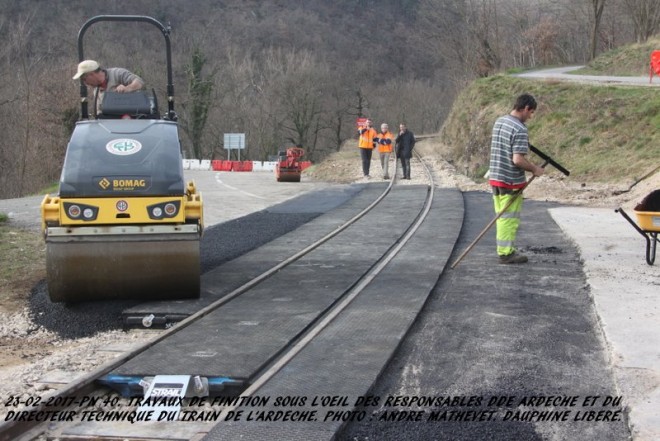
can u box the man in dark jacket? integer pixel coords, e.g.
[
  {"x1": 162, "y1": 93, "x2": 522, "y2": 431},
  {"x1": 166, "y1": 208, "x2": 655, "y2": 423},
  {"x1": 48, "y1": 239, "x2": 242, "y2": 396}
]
[{"x1": 395, "y1": 123, "x2": 415, "y2": 179}]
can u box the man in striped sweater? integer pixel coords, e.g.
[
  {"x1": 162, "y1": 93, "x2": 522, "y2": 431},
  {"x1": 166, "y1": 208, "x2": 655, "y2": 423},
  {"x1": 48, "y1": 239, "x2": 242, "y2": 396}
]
[{"x1": 488, "y1": 93, "x2": 545, "y2": 264}]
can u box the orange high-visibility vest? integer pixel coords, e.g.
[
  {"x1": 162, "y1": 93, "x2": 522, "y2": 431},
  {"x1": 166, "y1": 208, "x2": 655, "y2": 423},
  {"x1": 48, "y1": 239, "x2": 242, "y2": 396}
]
[
  {"x1": 375, "y1": 131, "x2": 394, "y2": 153},
  {"x1": 358, "y1": 127, "x2": 377, "y2": 149}
]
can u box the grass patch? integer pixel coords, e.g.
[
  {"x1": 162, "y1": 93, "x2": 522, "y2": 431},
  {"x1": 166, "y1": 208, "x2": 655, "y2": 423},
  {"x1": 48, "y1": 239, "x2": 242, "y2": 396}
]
[
  {"x1": 0, "y1": 225, "x2": 45, "y2": 313},
  {"x1": 440, "y1": 71, "x2": 660, "y2": 183},
  {"x1": 572, "y1": 37, "x2": 660, "y2": 77}
]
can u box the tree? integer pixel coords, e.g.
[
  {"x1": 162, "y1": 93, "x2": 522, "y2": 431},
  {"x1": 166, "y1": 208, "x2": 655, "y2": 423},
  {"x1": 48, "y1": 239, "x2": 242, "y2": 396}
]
[
  {"x1": 0, "y1": 0, "x2": 649, "y2": 197},
  {"x1": 622, "y1": 0, "x2": 660, "y2": 42},
  {"x1": 416, "y1": 0, "x2": 502, "y2": 86},
  {"x1": 181, "y1": 48, "x2": 214, "y2": 159},
  {"x1": 269, "y1": 49, "x2": 330, "y2": 159},
  {"x1": 590, "y1": 0, "x2": 607, "y2": 59},
  {"x1": 326, "y1": 82, "x2": 356, "y2": 151},
  {"x1": 6, "y1": 15, "x2": 41, "y2": 197},
  {"x1": 523, "y1": 16, "x2": 563, "y2": 66}
]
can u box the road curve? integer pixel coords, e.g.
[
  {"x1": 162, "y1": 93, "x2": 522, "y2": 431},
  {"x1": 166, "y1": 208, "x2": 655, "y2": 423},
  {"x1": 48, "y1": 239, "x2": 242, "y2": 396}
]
[{"x1": 514, "y1": 65, "x2": 659, "y2": 87}]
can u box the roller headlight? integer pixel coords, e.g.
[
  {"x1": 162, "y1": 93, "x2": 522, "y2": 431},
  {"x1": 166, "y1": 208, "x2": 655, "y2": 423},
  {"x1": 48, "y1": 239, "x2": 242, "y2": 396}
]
[
  {"x1": 67, "y1": 205, "x2": 81, "y2": 218},
  {"x1": 164, "y1": 203, "x2": 177, "y2": 216},
  {"x1": 63, "y1": 202, "x2": 99, "y2": 221},
  {"x1": 147, "y1": 200, "x2": 181, "y2": 220}
]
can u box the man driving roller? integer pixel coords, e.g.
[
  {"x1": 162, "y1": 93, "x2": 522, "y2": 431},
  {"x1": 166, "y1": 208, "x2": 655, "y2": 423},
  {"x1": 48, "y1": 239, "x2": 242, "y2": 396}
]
[{"x1": 73, "y1": 59, "x2": 144, "y2": 117}]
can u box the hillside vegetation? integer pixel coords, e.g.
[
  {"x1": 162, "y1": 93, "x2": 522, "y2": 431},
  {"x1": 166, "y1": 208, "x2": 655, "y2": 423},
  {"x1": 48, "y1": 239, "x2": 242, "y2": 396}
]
[
  {"x1": 308, "y1": 37, "x2": 660, "y2": 197},
  {"x1": 1, "y1": 0, "x2": 655, "y2": 199},
  {"x1": 574, "y1": 36, "x2": 660, "y2": 76},
  {"x1": 440, "y1": 38, "x2": 660, "y2": 185},
  {"x1": 1, "y1": 37, "x2": 660, "y2": 314}
]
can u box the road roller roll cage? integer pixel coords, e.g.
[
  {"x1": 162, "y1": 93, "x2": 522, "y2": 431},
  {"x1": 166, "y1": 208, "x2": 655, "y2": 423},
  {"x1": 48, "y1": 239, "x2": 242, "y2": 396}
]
[{"x1": 77, "y1": 15, "x2": 177, "y2": 121}]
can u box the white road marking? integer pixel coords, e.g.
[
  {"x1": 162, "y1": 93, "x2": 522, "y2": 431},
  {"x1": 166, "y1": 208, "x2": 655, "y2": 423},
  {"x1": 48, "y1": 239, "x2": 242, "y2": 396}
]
[{"x1": 214, "y1": 174, "x2": 267, "y2": 199}]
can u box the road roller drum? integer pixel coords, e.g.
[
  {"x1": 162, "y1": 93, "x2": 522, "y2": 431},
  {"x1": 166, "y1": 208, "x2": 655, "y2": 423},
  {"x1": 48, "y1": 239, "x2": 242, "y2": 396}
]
[{"x1": 45, "y1": 226, "x2": 200, "y2": 302}]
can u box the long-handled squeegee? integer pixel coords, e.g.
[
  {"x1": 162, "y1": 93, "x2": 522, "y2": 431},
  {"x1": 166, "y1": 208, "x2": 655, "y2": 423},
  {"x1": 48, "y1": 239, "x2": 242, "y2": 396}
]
[{"x1": 450, "y1": 144, "x2": 570, "y2": 269}]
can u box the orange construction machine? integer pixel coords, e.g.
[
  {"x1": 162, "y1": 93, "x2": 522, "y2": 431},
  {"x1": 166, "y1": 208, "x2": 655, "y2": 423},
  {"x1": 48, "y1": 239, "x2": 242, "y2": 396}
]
[{"x1": 275, "y1": 146, "x2": 305, "y2": 182}]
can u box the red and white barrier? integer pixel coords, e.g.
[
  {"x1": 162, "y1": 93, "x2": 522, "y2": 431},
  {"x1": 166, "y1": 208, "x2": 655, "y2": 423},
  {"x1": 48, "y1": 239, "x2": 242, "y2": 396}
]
[{"x1": 185, "y1": 159, "x2": 304, "y2": 172}]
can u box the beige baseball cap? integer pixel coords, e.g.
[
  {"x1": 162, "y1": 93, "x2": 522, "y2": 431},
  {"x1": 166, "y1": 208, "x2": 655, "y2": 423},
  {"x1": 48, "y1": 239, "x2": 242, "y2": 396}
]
[{"x1": 73, "y1": 60, "x2": 100, "y2": 80}]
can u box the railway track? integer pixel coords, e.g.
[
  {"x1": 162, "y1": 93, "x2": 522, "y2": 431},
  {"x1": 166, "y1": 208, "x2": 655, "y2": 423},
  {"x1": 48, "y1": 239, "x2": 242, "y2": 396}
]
[{"x1": 1, "y1": 155, "x2": 464, "y2": 441}]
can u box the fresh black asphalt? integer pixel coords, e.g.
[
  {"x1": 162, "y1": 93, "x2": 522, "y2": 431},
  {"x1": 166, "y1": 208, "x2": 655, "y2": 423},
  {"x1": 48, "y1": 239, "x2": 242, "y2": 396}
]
[
  {"x1": 337, "y1": 191, "x2": 630, "y2": 441},
  {"x1": 27, "y1": 186, "x2": 364, "y2": 338},
  {"x1": 23, "y1": 186, "x2": 630, "y2": 440}
]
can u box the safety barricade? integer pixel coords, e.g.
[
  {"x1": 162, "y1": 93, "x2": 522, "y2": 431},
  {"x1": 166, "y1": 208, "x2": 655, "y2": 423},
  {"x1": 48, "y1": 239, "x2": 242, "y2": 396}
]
[
  {"x1": 300, "y1": 161, "x2": 312, "y2": 170},
  {"x1": 188, "y1": 159, "x2": 201, "y2": 170},
  {"x1": 262, "y1": 161, "x2": 277, "y2": 172},
  {"x1": 182, "y1": 159, "x2": 191, "y2": 170},
  {"x1": 650, "y1": 50, "x2": 660, "y2": 83},
  {"x1": 205, "y1": 160, "x2": 271, "y2": 172}
]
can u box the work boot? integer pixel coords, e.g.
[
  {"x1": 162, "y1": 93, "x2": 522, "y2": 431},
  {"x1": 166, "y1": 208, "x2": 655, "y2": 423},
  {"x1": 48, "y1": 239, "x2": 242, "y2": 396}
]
[{"x1": 498, "y1": 252, "x2": 528, "y2": 264}]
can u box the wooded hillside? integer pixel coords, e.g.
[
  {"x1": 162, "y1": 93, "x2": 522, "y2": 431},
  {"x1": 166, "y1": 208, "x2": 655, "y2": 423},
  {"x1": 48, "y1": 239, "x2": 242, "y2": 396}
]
[{"x1": 0, "y1": 0, "x2": 656, "y2": 198}]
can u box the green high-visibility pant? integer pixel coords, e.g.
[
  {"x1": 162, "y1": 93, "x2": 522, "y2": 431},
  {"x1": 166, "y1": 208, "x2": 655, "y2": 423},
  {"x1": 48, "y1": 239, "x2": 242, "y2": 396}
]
[{"x1": 492, "y1": 187, "x2": 523, "y2": 256}]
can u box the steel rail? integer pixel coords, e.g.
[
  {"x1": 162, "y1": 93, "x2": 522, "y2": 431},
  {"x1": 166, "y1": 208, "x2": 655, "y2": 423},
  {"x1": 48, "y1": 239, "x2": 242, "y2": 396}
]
[
  {"x1": 0, "y1": 156, "x2": 432, "y2": 441},
  {"x1": 211, "y1": 151, "x2": 436, "y2": 424}
]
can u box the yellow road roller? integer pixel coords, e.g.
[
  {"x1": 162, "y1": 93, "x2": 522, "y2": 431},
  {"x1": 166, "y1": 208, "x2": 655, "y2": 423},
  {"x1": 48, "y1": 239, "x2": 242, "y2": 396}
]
[{"x1": 41, "y1": 16, "x2": 203, "y2": 302}]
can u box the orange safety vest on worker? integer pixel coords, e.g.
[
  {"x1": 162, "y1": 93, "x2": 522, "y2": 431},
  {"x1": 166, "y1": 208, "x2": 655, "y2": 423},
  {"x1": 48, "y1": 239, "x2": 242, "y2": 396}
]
[
  {"x1": 358, "y1": 125, "x2": 377, "y2": 149},
  {"x1": 374, "y1": 130, "x2": 394, "y2": 153}
]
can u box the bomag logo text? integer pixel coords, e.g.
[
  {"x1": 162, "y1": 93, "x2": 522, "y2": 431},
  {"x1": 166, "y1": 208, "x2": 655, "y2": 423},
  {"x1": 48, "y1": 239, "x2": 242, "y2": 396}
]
[{"x1": 113, "y1": 179, "x2": 146, "y2": 188}]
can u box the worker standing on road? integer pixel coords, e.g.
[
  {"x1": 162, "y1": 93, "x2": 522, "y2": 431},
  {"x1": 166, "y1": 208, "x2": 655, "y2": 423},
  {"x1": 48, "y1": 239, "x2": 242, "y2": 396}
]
[
  {"x1": 374, "y1": 123, "x2": 395, "y2": 180},
  {"x1": 358, "y1": 119, "x2": 378, "y2": 178},
  {"x1": 489, "y1": 93, "x2": 545, "y2": 264},
  {"x1": 395, "y1": 123, "x2": 415, "y2": 180},
  {"x1": 73, "y1": 59, "x2": 145, "y2": 117}
]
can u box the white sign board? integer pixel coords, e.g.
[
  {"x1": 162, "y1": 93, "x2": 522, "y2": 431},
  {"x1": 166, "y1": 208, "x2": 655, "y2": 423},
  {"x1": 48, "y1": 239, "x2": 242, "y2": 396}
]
[
  {"x1": 223, "y1": 133, "x2": 245, "y2": 150},
  {"x1": 137, "y1": 375, "x2": 190, "y2": 421}
]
